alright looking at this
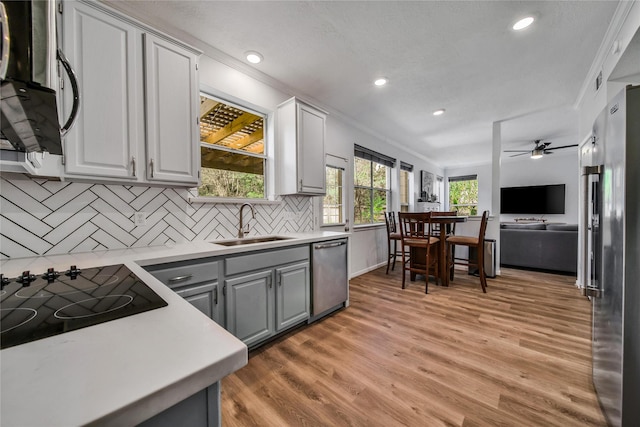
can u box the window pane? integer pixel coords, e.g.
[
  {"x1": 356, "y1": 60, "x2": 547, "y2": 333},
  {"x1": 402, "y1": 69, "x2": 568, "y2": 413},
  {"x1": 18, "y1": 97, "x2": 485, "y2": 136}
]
[
  {"x1": 449, "y1": 179, "x2": 478, "y2": 205},
  {"x1": 354, "y1": 157, "x2": 371, "y2": 186},
  {"x1": 372, "y1": 163, "x2": 388, "y2": 189},
  {"x1": 199, "y1": 167, "x2": 265, "y2": 198},
  {"x1": 199, "y1": 97, "x2": 264, "y2": 155},
  {"x1": 449, "y1": 178, "x2": 478, "y2": 216},
  {"x1": 323, "y1": 166, "x2": 343, "y2": 224},
  {"x1": 400, "y1": 170, "x2": 409, "y2": 205},
  {"x1": 373, "y1": 189, "x2": 388, "y2": 223},
  {"x1": 199, "y1": 95, "x2": 266, "y2": 198},
  {"x1": 354, "y1": 188, "x2": 372, "y2": 225}
]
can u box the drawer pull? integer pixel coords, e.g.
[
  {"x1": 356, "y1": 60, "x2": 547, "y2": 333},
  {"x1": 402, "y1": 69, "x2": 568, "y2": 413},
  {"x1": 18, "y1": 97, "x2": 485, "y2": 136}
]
[{"x1": 168, "y1": 274, "x2": 192, "y2": 283}]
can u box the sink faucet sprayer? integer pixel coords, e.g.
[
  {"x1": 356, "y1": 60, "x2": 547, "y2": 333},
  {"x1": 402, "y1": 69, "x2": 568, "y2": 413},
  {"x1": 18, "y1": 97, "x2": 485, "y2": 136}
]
[{"x1": 238, "y1": 203, "x2": 256, "y2": 238}]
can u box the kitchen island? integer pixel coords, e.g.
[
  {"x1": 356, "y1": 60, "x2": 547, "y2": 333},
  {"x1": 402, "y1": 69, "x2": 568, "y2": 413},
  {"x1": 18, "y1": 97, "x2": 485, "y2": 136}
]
[{"x1": 0, "y1": 231, "x2": 348, "y2": 426}]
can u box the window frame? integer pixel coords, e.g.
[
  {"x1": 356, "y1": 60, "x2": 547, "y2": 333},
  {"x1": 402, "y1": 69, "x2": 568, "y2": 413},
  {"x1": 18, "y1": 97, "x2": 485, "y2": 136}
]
[
  {"x1": 321, "y1": 164, "x2": 346, "y2": 227},
  {"x1": 353, "y1": 156, "x2": 392, "y2": 226},
  {"x1": 197, "y1": 91, "x2": 269, "y2": 201},
  {"x1": 399, "y1": 161, "x2": 413, "y2": 213},
  {"x1": 448, "y1": 174, "x2": 479, "y2": 215}
]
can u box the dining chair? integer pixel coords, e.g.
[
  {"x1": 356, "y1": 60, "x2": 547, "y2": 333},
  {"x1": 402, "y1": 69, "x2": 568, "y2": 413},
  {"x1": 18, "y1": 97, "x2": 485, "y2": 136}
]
[
  {"x1": 398, "y1": 212, "x2": 440, "y2": 293},
  {"x1": 384, "y1": 212, "x2": 404, "y2": 274},
  {"x1": 445, "y1": 210, "x2": 489, "y2": 293}
]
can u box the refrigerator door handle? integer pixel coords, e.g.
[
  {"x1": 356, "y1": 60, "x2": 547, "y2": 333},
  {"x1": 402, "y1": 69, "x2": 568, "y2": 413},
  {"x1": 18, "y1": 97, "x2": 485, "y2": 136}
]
[{"x1": 581, "y1": 164, "x2": 603, "y2": 298}]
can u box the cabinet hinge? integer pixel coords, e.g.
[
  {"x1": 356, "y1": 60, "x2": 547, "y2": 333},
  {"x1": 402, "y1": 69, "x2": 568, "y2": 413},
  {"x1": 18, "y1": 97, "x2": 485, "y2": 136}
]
[
  {"x1": 58, "y1": 1, "x2": 63, "y2": 13},
  {"x1": 195, "y1": 63, "x2": 199, "y2": 70}
]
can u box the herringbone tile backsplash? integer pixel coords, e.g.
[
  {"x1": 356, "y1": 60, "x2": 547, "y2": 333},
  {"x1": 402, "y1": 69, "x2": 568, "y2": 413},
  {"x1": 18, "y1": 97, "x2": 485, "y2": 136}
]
[{"x1": 0, "y1": 175, "x2": 313, "y2": 259}]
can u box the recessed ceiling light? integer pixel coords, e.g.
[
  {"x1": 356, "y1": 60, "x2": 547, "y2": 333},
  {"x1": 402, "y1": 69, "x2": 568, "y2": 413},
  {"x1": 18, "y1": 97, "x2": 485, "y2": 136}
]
[
  {"x1": 245, "y1": 51, "x2": 263, "y2": 64},
  {"x1": 513, "y1": 16, "x2": 534, "y2": 31},
  {"x1": 433, "y1": 109, "x2": 445, "y2": 116},
  {"x1": 374, "y1": 78, "x2": 388, "y2": 86}
]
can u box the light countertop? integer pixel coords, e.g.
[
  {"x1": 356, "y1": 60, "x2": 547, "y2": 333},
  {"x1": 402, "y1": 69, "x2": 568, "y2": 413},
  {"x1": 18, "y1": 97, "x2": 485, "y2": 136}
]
[{"x1": 0, "y1": 231, "x2": 349, "y2": 426}]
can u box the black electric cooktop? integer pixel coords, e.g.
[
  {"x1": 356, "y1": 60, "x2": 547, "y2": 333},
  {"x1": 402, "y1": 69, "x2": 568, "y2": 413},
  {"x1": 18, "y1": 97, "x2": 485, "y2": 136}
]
[{"x1": 0, "y1": 264, "x2": 167, "y2": 350}]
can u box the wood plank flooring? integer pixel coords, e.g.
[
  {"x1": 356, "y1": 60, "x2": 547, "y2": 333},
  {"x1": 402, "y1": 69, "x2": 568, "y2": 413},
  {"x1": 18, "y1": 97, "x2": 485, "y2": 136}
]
[{"x1": 221, "y1": 267, "x2": 606, "y2": 426}]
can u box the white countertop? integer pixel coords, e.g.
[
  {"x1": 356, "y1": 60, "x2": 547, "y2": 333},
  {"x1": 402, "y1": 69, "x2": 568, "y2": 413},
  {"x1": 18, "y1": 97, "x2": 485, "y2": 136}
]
[{"x1": 0, "y1": 231, "x2": 349, "y2": 426}]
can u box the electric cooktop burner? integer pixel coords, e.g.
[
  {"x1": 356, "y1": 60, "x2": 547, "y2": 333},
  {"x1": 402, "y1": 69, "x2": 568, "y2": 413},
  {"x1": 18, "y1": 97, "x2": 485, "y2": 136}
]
[{"x1": 0, "y1": 264, "x2": 167, "y2": 349}]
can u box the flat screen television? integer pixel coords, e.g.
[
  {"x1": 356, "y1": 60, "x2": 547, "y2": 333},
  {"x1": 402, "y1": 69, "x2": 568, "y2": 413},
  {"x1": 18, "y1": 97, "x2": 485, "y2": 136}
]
[{"x1": 500, "y1": 184, "x2": 565, "y2": 214}]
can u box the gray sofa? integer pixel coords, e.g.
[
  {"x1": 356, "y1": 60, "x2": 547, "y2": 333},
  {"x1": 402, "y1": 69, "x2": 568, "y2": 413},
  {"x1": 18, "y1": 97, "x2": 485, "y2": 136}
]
[{"x1": 500, "y1": 223, "x2": 578, "y2": 274}]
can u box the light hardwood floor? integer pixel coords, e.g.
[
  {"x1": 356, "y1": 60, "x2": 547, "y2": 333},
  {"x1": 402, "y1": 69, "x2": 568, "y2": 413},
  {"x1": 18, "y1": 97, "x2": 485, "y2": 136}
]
[{"x1": 221, "y1": 267, "x2": 606, "y2": 426}]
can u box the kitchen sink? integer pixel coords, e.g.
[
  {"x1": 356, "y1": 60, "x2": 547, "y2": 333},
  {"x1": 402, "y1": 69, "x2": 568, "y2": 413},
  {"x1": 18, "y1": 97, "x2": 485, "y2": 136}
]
[{"x1": 213, "y1": 236, "x2": 293, "y2": 246}]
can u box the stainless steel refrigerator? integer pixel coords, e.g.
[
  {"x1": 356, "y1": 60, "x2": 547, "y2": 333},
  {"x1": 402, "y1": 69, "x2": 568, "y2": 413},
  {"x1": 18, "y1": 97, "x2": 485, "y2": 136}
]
[{"x1": 582, "y1": 85, "x2": 640, "y2": 427}]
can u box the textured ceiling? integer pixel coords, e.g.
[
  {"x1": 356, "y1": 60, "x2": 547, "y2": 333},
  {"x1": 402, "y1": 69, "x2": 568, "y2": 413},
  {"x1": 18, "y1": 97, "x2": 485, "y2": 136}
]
[{"x1": 106, "y1": 1, "x2": 620, "y2": 168}]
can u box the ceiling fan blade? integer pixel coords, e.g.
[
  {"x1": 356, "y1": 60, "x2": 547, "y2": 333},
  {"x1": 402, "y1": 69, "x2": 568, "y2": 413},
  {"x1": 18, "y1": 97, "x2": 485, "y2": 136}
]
[
  {"x1": 509, "y1": 152, "x2": 531, "y2": 157},
  {"x1": 545, "y1": 144, "x2": 579, "y2": 151},
  {"x1": 543, "y1": 150, "x2": 554, "y2": 154},
  {"x1": 503, "y1": 150, "x2": 530, "y2": 153}
]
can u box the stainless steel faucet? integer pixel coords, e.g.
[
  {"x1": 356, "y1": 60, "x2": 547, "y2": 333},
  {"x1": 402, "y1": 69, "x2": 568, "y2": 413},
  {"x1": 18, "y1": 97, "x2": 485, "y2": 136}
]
[{"x1": 238, "y1": 203, "x2": 256, "y2": 238}]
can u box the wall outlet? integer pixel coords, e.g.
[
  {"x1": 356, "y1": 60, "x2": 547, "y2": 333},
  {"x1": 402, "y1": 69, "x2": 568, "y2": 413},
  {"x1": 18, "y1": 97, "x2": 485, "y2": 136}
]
[{"x1": 134, "y1": 212, "x2": 148, "y2": 226}]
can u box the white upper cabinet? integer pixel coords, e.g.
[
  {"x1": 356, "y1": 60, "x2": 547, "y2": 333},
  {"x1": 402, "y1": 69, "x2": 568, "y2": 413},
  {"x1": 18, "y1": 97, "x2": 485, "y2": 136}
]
[
  {"x1": 276, "y1": 97, "x2": 326, "y2": 195},
  {"x1": 62, "y1": 2, "x2": 141, "y2": 179},
  {"x1": 144, "y1": 34, "x2": 199, "y2": 185},
  {"x1": 60, "y1": 1, "x2": 200, "y2": 186}
]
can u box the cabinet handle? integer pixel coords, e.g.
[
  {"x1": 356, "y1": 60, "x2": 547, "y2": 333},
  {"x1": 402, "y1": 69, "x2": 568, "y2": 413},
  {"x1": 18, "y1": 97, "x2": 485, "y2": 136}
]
[
  {"x1": 277, "y1": 273, "x2": 282, "y2": 287},
  {"x1": 168, "y1": 274, "x2": 192, "y2": 283},
  {"x1": 131, "y1": 156, "x2": 136, "y2": 177},
  {"x1": 150, "y1": 158, "x2": 155, "y2": 178},
  {"x1": 214, "y1": 285, "x2": 218, "y2": 305},
  {"x1": 267, "y1": 276, "x2": 272, "y2": 289}
]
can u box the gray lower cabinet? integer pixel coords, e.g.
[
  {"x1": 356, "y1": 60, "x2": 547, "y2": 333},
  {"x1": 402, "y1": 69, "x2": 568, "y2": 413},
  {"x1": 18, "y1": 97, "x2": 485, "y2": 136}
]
[
  {"x1": 145, "y1": 258, "x2": 222, "y2": 326},
  {"x1": 224, "y1": 246, "x2": 311, "y2": 347},
  {"x1": 175, "y1": 282, "x2": 221, "y2": 326},
  {"x1": 276, "y1": 262, "x2": 310, "y2": 331},
  {"x1": 225, "y1": 269, "x2": 275, "y2": 347}
]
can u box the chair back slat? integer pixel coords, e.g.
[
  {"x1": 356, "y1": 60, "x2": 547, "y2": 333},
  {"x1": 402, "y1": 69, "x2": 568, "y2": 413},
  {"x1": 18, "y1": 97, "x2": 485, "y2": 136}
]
[
  {"x1": 385, "y1": 211, "x2": 398, "y2": 235},
  {"x1": 398, "y1": 212, "x2": 434, "y2": 239},
  {"x1": 478, "y1": 210, "x2": 489, "y2": 241}
]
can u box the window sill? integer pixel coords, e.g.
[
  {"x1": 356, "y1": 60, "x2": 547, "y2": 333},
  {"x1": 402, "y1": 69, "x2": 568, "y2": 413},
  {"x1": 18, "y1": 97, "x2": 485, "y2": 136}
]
[
  {"x1": 189, "y1": 196, "x2": 282, "y2": 205},
  {"x1": 353, "y1": 223, "x2": 385, "y2": 231}
]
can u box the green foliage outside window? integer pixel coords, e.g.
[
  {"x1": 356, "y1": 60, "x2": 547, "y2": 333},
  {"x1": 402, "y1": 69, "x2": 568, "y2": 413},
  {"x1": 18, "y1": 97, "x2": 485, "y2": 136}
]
[
  {"x1": 354, "y1": 157, "x2": 390, "y2": 225},
  {"x1": 199, "y1": 168, "x2": 264, "y2": 198},
  {"x1": 449, "y1": 178, "x2": 478, "y2": 216}
]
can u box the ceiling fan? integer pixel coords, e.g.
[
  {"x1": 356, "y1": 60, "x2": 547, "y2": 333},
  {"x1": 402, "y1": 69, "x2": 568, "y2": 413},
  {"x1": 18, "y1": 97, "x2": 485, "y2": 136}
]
[{"x1": 504, "y1": 140, "x2": 579, "y2": 159}]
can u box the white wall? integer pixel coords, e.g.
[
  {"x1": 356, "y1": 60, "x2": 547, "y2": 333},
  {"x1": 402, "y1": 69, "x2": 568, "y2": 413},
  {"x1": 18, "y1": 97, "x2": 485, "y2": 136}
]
[
  {"x1": 500, "y1": 152, "x2": 579, "y2": 224},
  {"x1": 578, "y1": 2, "x2": 640, "y2": 139}
]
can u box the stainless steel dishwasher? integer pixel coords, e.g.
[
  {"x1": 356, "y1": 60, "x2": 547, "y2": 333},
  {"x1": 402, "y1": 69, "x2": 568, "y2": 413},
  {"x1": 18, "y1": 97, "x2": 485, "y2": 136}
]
[{"x1": 311, "y1": 238, "x2": 348, "y2": 318}]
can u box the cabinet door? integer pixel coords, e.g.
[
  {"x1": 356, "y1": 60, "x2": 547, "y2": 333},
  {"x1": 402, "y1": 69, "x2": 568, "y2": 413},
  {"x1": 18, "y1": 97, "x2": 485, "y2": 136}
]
[
  {"x1": 62, "y1": 2, "x2": 141, "y2": 179},
  {"x1": 275, "y1": 262, "x2": 310, "y2": 332},
  {"x1": 225, "y1": 270, "x2": 274, "y2": 347},
  {"x1": 297, "y1": 103, "x2": 325, "y2": 194},
  {"x1": 144, "y1": 33, "x2": 199, "y2": 185},
  {"x1": 175, "y1": 282, "x2": 222, "y2": 327}
]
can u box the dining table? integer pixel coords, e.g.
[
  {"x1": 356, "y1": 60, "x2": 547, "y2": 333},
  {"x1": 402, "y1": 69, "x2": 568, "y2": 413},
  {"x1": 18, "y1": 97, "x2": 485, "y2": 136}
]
[
  {"x1": 407, "y1": 213, "x2": 467, "y2": 287},
  {"x1": 430, "y1": 215, "x2": 468, "y2": 286}
]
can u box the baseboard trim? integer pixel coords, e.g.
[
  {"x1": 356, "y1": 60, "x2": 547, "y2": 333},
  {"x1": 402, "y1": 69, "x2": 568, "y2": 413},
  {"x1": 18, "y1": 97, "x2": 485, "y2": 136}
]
[{"x1": 350, "y1": 261, "x2": 387, "y2": 279}]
